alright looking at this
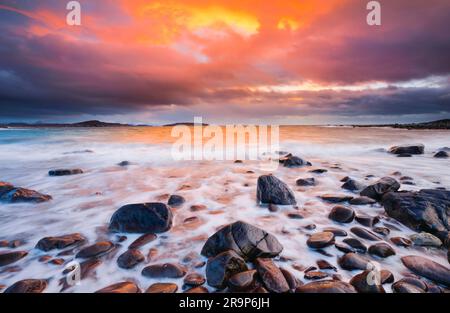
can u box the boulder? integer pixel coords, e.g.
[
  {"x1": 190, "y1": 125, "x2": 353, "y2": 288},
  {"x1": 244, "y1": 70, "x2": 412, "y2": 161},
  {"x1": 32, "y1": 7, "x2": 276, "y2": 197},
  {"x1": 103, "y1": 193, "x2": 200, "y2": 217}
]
[
  {"x1": 142, "y1": 263, "x2": 187, "y2": 279},
  {"x1": 388, "y1": 144, "x2": 424, "y2": 155},
  {"x1": 109, "y1": 202, "x2": 173, "y2": 233},
  {"x1": 201, "y1": 221, "x2": 283, "y2": 260},
  {"x1": 328, "y1": 205, "x2": 355, "y2": 223},
  {"x1": 279, "y1": 154, "x2": 311, "y2": 168},
  {"x1": 228, "y1": 270, "x2": 258, "y2": 291},
  {"x1": 257, "y1": 175, "x2": 296, "y2": 205},
  {"x1": 95, "y1": 282, "x2": 140, "y2": 293},
  {"x1": 36, "y1": 233, "x2": 86, "y2": 251},
  {"x1": 254, "y1": 258, "x2": 290, "y2": 293},
  {"x1": 0, "y1": 251, "x2": 28, "y2": 267},
  {"x1": 296, "y1": 280, "x2": 356, "y2": 293},
  {"x1": 0, "y1": 182, "x2": 51, "y2": 203},
  {"x1": 48, "y1": 169, "x2": 83, "y2": 176},
  {"x1": 117, "y1": 249, "x2": 145, "y2": 269},
  {"x1": 382, "y1": 189, "x2": 450, "y2": 244},
  {"x1": 401, "y1": 256, "x2": 450, "y2": 287},
  {"x1": 206, "y1": 250, "x2": 248, "y2": 289},
  {"x1": 360, "y1": 177, "x2": 400, "y2": 201},
  {"x1": 4, "y1": 279, "x2": 47, "y2": 293}
]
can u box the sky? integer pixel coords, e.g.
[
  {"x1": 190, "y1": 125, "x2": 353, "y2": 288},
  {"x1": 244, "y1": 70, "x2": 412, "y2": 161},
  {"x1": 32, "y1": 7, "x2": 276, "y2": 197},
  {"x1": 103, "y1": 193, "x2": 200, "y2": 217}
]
[{"x1": 0, "y1": 0, "x2": 450, "y2": 125}]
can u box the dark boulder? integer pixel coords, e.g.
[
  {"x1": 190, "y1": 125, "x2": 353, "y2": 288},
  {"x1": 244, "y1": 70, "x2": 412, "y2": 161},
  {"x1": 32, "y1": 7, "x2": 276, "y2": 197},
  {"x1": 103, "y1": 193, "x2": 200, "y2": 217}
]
[
  {"x1": 254, "y1": 258, "x2": 290, "y2": 293},
  {"x1": 109, "y1": 202, "x2": 173, "y2": 233},
  {"x1": 328, "y1": 205, "x2": 355, "y2": 223},
  {"x1": 76, "y1": 241, "x2": 115, "y2": 259},
  {"x1": 382, "y1": 189, "x2": 450, "y2": 244},
  {"x1": 0, "y1": 251, "x2": 28, "y2": 267},
  {"x1": 388, "y1": 144, "x2": 424, "y2": 155},
  {"x1": 117, "y1": 249, "x2": 145, "y2": 269},
  {"x1": 95, "y1": 282, "x2": 140, "y2": 293},
  {"x1": 142, "y1": 263, "x2": 187, "y2": 279},
  {"x1": 401, "y1": 256, "x2": 450, "y2": 287},
  {"x1": 48, "y1": 169, "x2": 83, "y2": 176},
  {"x1": 257, "y1": 175, "x2": 296, "y2": 205},
  {"x1": 279, "y1": 154, "x2": 311, "y2": 168},
  {"x1": 167, "y1": 195, "x2": 185, "y2": 207},
  {"x1": 206, "y1": 250, "x2": 248, "y2": 289},
  {"x1": 434, "y1": 151, "x2": 449, "y2": 158},
  {"x1": 341, "y1": 179, "x2": 365, "y2": 192},
  {"x1": 4, "y1": 279, "x2": 47, "y2": 293},
  {"x1": 360, "y1": 177, "x2": 400, "y2": 201},
  {"x1": 201, "y1": 221, "x2": 283, "y2": 260},
  {"x1": 36, "y1": 233, "x2": 86, "y2": 251},
  {"x1": 296, "y1": 280, "x2": 356, "y2": 293}
]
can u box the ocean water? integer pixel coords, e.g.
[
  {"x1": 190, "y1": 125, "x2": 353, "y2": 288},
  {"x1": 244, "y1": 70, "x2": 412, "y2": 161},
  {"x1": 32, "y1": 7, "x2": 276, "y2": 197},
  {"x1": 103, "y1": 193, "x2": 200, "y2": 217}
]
[{"x1": 0, "y1": 126, "x2": 449, "y2": 292}]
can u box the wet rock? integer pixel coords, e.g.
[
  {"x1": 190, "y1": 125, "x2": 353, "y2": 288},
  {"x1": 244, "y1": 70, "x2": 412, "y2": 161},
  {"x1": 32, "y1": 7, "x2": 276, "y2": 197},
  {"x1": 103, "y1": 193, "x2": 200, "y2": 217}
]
[
  {"x1": 145, "y1": 283, "x2": 178, "y2": 293},
  {"x1": 350, "y1": 227, "x2": 382, "y2": 241},
  {"x1": 309, "y1": 169, "x2": 328, "y2": 174},
  {"x1": 296, "y1": 280, "x2": 356, "y2": 293},
  {"x1": 49, "y1": 258, "x2": 65, "y2": 265},
  {"x1": 390, "y1": 237, "x2": 412, "y2": 247},
  {"x1": 382, "y1": 189, "x2": 450, "y2": 244},
  {"x1": 434, "y1": 151, "x2": 449, "y2": 158},
  {"x1": 304, "y1": 271, "x2": 329, "y2": 280},
  {"x1": 328, "y1": 205, "x2": 355, "y2": 223},
  {"x1": 401, "y1": 255, "x2": 450, "y2": 287},
  {"x1": 142, "y1": 263, "x2": 187, "y2": 279},
  {"x1": 368, "y1": 243, "x2": 395, "y2": 258},
  {"x1": 350, "y1": 270, "x2": 385, "y2": 293},
  {"x1": 257, "y1": 175, "x2": 296, "y2": 205},
  {"x1": 184, "y1": 286, "x2": 209, "y2": 293},
  {"x1": 397, "y1": 153, "x2": 412, "y2": 158},
  {"x1": 206, "y1": 250, "x2": 247, "y2": 289},
  {"x1": 0, "y1": 182, "x2": 51, "y2": 203},
  {"x1": 201, "y1": 221, "x2": 283, "y2": 261},
  {"x1": 184, "y1": 273, "x2": 206, "y2": 286},
  {"x1": 128, "y1": 233, "x2": 157, "y2": 249},
  {"x1": 342, "y1": 238, "x2": 367, "y2": 253},
  {"x1": 117, "y1": 249, "x2": 145, "y2": 269},
  {"x1": 0, "y1": 251, "x2": 28, "y2": 267},
  {"x1": 355, "y1": 215, "x2": 379, "y2": 227},
  {"x1": 167, "y1": 194, "x2": 185, "y2": 207},
  {"x1": 117, "y1": 161, "x2": 131, "y2": 166},
  {"x1": 268, "y1": 203, "x2": 279, "y2": 212},
  {"x1": 380, "y1": 270, "x2": 394, "y2": 284},
  {"x1": 296, "y1": 178, "x2": 315, "y2": 187},
  {"x1": 280, "y1": 267, "x2": 299, "y2": 290},
  {"x1": 360, "y1": 177, "x2": 400, "y2": 201},
  {"x1": 76, "y1": 241, "x2": 115, "y2": 259},
  {"x1": 190, "y1": 204, "x2": 207, "y2": 212},
  {"x1": 279, "y1": 154, "x2": 311, "y2": 168},
  {"x1": 304, "y1": 224, "x2": 316, "y2": 230},
  {"x1": 323, "y1": 227, "x2": 347, "y2": 237},
  {"x1": 317, "y1": 260, "x2": 337, "y2": 271},
  {"x1": 372, "y1": 227, "x2": 390, "y2": 236},
  {"x1": 4, "y1": 279, "x2": 47, "y2": 293},
  {"x1": 36, "y1": 233, "x2": 86, "y2": 251},
  {"x1": 388, "y1": 144, "x2": 424, "y2": 155},
  {"x1": 410, "y1": 232, "x2": 442, "y2": 247},
  {"x1": 319, "y1": 194, "x2": 353, "y2": 203},
  {"x1": 400, "y1": 277, "x2": 428, "y2": 291},
  {"x1": 334, "y1": 242, "x2": 356, "y2": 254},
  {"x1": 392, "y1": 281, "x2": 425, "y2": 293},
  {"x1": 95, "y1": 282, "x2": 140, "y2": 293},
  {"x1": 109, "y1": 202, "x2": 173, "y2": 233},
  {"x1": 307, "y1": 232, "x2": 334, "y2": 249},
  {"x1": 48, "y1": 169, "x2": 83, "y2": 176},
  {"x1": 338, "y1": 253, "x2": 371, "y2": 270},
  {"x1": 254, "y1": 258, "x2": 290, "y2": 293},
  {"x1": 8, "y1": 240, "x2": 23, "y2": 248},
  {"x1": 349, "y1": 196, "x2": 376, "y2": 205},
  {"x1": 287, "y1": 212, "x2": 304, "y2": 219},
  {"x1": 228, "y1": 270, "x2": 258, "y2": 291},
  {"x1": 341, "y1": 179, "x2": 365, "y2": 192},
  {"x1": 38, "y1": 255, "x2": 52, "y2": 263}
]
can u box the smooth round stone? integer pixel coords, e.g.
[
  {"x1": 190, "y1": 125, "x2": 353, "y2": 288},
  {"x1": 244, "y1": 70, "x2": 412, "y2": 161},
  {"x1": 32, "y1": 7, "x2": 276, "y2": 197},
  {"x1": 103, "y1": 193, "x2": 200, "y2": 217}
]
[
  {"x1": 342, "y1": 238, "x2": 367, "y2": 253},
  {"x1": 145, "y1": 283, "x2": 178, "y2": 293},
  {"x1": 287, "y1": 212, "x2": 304, "y2": 219},
  {"x1": 117, "y1": 249, "x2": 145, "y2": 269},
  {"x1": 307, "y1": 232, "x2": 334, "y2": 249},
  {"x1": 323, "y1": 227, "x2": 347, "y2": 237},
  {"x1": 190, "y1": 204, "x2": 207, "y2": 212},
  {"x1": 183, "y1": 273, "x2": 206, "y2": 286},
  {"x1": 390, "y1": 236, "x2": 412, "y2": 247},
  {"x1": 368, "y1": 243, "x2": 396, "y2": 258},
  {"x1": 76, "y1": 241, "x2": 115, "y2": 259},
  {"x1": 409, "y1": 232, "x2": 442, "y2": 247},
  {"x1": 399, "y1": 277, "x2": 427, "y2": 291},
  {"x1": 128, "y1": 233, "x2": 157, "y2": 249},
  {"x1": 355, "y1": 215, "x2": 380, "y2": 227},
  {"x1": 309, "y1": 169, "x2": 328, "y2": 174},
  {"x1": 350, "y1": 227, "x2": 382, "y2": 241},
  {"x1": 167, "y1": 194, "x2": 185, "y2": 207},
  {"x1": 328, "y1": 205, "x2": 355, "y2": 223},
  {"x1": 350, "y1": 270, "x2": 385, "y2": 293},
  {"x1": 338, "y1": 253, "x2": 371, "y2": 270},
  {"x1": 401, "y1": 256, "x2": 450, "y2": 287},
  {"x1": 228, "y1": 270, "x2": 258, "y2": 291},
  {"x1": 35, "y1": 233, "x2": 86, "y2": 251},
  {"x1": 0, "y1": 251, "x2": 28, "y2": 267},
  {"x1": 142, "y1": 263, "x2": 187, "y2": 279},
  {"x1": 335, "y1": 242, "x2": 356, "y2": 254},
  {"x1": 304, "y1": 271, "x2": 329, "y2": 280},
  {"x1": 317, "y1": 259, "x2": 337, "y2": 271},
  {"x1": 4, "y1": 279, "x2": 47, "y2": 293},
  {"x1": 95, "y1": 282, "x2": 140, "y2": 293},
  {"x1": 434, "y1": 151, "x2": 449, "y2": 158}
]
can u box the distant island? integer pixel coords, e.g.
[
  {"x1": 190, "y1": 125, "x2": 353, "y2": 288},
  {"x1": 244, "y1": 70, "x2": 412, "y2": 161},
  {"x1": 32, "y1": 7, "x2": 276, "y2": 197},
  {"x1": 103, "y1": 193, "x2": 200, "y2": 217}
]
[
  {"x1": 163, "y1": 122, "x2": 210, "y2": 127},
  {"x1": 352, "y1": 119, "x2": 450, "y2": 130},
  {"x1": 0, "y1": 120, "x2": 135, "y2": 128}
]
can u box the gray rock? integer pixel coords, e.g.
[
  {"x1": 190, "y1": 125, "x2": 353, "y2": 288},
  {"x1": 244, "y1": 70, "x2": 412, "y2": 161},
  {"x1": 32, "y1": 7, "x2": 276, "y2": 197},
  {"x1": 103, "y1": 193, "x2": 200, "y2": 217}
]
[
  {"x1": 410, "y1": 232, "x2": 442, "y2": 247},
  {"x1": 296, "y1": 178, "x2": 315, "y2": 187},
  {"x1": 257, "y1": 175, "x2": 296, "y2": 205},
  {"x1": 341, "y1": 179, "x2": 366, "y2": 192},
  {"x1": 434, "y1": 151, "x2": 449, "y2": 158},
  {"x1": 360, "y1": 177, "x2": 400, "y2": 201},
  {"x1": 206, "y1": 250, "x2": 247, "y2": 289},
  {"x1": 388, "y1": 144, "x2": 424, "y2": 155}
]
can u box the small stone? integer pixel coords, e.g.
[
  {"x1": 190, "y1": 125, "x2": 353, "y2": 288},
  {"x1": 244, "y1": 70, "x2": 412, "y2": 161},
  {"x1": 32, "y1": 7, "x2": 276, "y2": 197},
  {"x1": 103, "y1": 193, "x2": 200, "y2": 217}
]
[
  {"x1": 372, "y1": 227, "x2": 390, "y2": 236},
  {"x1": 368, "y1": 243, "x2": 396, "y2": 258},
  {"x1": 433, "y1": 151, "x2": 449, "y2": 158},
  {"x1": 320, "y1": 194, "x2": 353, "y2": 203},
  {"x1": 296, "y1": 178, "x2": 315, "y2": 187},
  {"x1": 317, "y1": 260, "x2": 337, "y2": 271},
  {"x1": 268, "y1": 203, "x2": 279, "y2": 212},
  {"x1": 76, "y1": 241, "x2": 115, "y2": 259},
  {"x1": 206, "y1": 250, "x2": 247, "y2": 289},
  {"x1": 117, "y1": 161, "x2": 131, "y2": 166},
  {"x1": 410, "y1": 232, "x2": 442, "y2": 247},
  {"x1": 128, "y1": 233, "x2": 157, "y2": 249},
  {"x1": 380, "y1": 270, "x2": 394, "y2": 284},
  {"x1": 38, "y1": 255, "x2": 52, "y2": 262},
  {"x1": 167, "y1": 194, "x2": 185, "y2": 207},
  {"x1": 309, "y1": 169, "x2": 327, "y2": 174},
  {"x1": 349, "y1": 196, "x2": 377, "y2": 205},
  {"x1": 36, "y1": 233, "x2": 86, "y2": 251},
  {"x1": 184, "y1": 273, "x2": 206, "y2": 286},
  {"x1": 350, "y1": 270, "x2": 385, "y2": 293},
  {"x1": 341, "y1": 179, "x2": 365, "y2": 191},
  {"x1": 355, "y1": 215, "x2": 379, "y2": 227},
  {"x1": 307, "y1": 232, "x2": 334, "y2": 249},
  {"x1": 287, "y1": 212, "x2": 304, "y2": 219},
  {"x1": 338, "y1": 253, "x2": 371, "y2": 270},
  {"x1": 334, "y1": 242, "x2": 356, "y2": 254},
  {"x1": 304, "y1": 271, "x2": 329, "y2": 280},
  {"x1": 392, "y1": 281, "x2": 425, "y2": 293},
  {"x1": 0, "y1": 251, "x2": 28, "y2": 267},
  {"x1": 95, "y1": 282, "x2": 140, "y2": 293},
  {"x1": 390, "y1": 237, "x2": 412, "y2": 247},
  {"x1": 389, "y1": 144, "x2": 424, "y2": 155},
  {"x1": 190, "y1": 204, "x2": 207, "y2": 212},
  {"x1": 328, "y1": 205, "x2": 355, "y2": 223},
  {"x1": 254, "y1": 258, "x2": 290, "y2": 293},
  {"x1": 342, "y1": 238, "x2": 367, "y2": 253},
  {"x1": 4, "y1": 279, "x2": 47, "y2": 293},
  {"x1": 49, "y1": 258, "x2": 65, "y2": 265},
  {"x1": 142, "y1": 263, "x2": 187, "y2": 279},
  {"x1": 48, "y1": 169, "x2": 83, "y2": 176},
  {"x1": 117, "y1": 249, "x2": 145, "y2": 269},
  {"x1": 350, "y1": 227, "x2": 382, "y2": 241},
  {"x1": 145, "y1": 283, "x2": 178, "y2": 293},
  {"x1": 323, "y1": 227, "x2": 347, "y2": 237}
]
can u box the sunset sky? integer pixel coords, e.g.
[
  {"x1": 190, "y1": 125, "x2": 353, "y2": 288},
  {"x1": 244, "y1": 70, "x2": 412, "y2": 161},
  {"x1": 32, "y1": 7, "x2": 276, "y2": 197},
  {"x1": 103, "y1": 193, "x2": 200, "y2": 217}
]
[{"x1": 0, "y1": 0, "x2": 449, "y2": 124}]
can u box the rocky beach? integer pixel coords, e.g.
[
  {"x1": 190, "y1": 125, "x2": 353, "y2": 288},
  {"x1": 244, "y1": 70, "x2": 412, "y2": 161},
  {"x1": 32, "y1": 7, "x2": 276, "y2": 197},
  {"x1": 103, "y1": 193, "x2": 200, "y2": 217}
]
[{"x1": 0, "y1": 125, "x2": 449, "y2": 293}]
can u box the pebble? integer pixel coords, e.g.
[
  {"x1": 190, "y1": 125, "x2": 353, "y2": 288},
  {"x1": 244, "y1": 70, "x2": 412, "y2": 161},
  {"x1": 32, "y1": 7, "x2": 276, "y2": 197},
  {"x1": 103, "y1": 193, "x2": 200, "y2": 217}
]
[
  {"x1": 328, "y1": 205, "x2": 355, "y2": 223},
  {"x1": 409, "y1": 232, "x2": 442, "y2": 247},
  {"x1": 95, "y1": 282, "x2": 140, "y2": 293},
  {"x1": 128, "y1": 233, "x2": 157, "y2": 249},
  {"x1": 307, "y1": 232, "x2": 334, "y2": 249},
  {"x1": 350, "y1": 227, "x2": 382, "y2": 241},
  {"x1": 145, "y1": 283, "x2": 178, "y2": 293},
  {"x1": 142, "y1": 263, "x2": 187, "y2": 279},
  {"x1": 117, "y1": 249, "x2": 145, "y2": 269},
  {"x1": 368, "y1": 243, "x2": 396, "y2": 258}
]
